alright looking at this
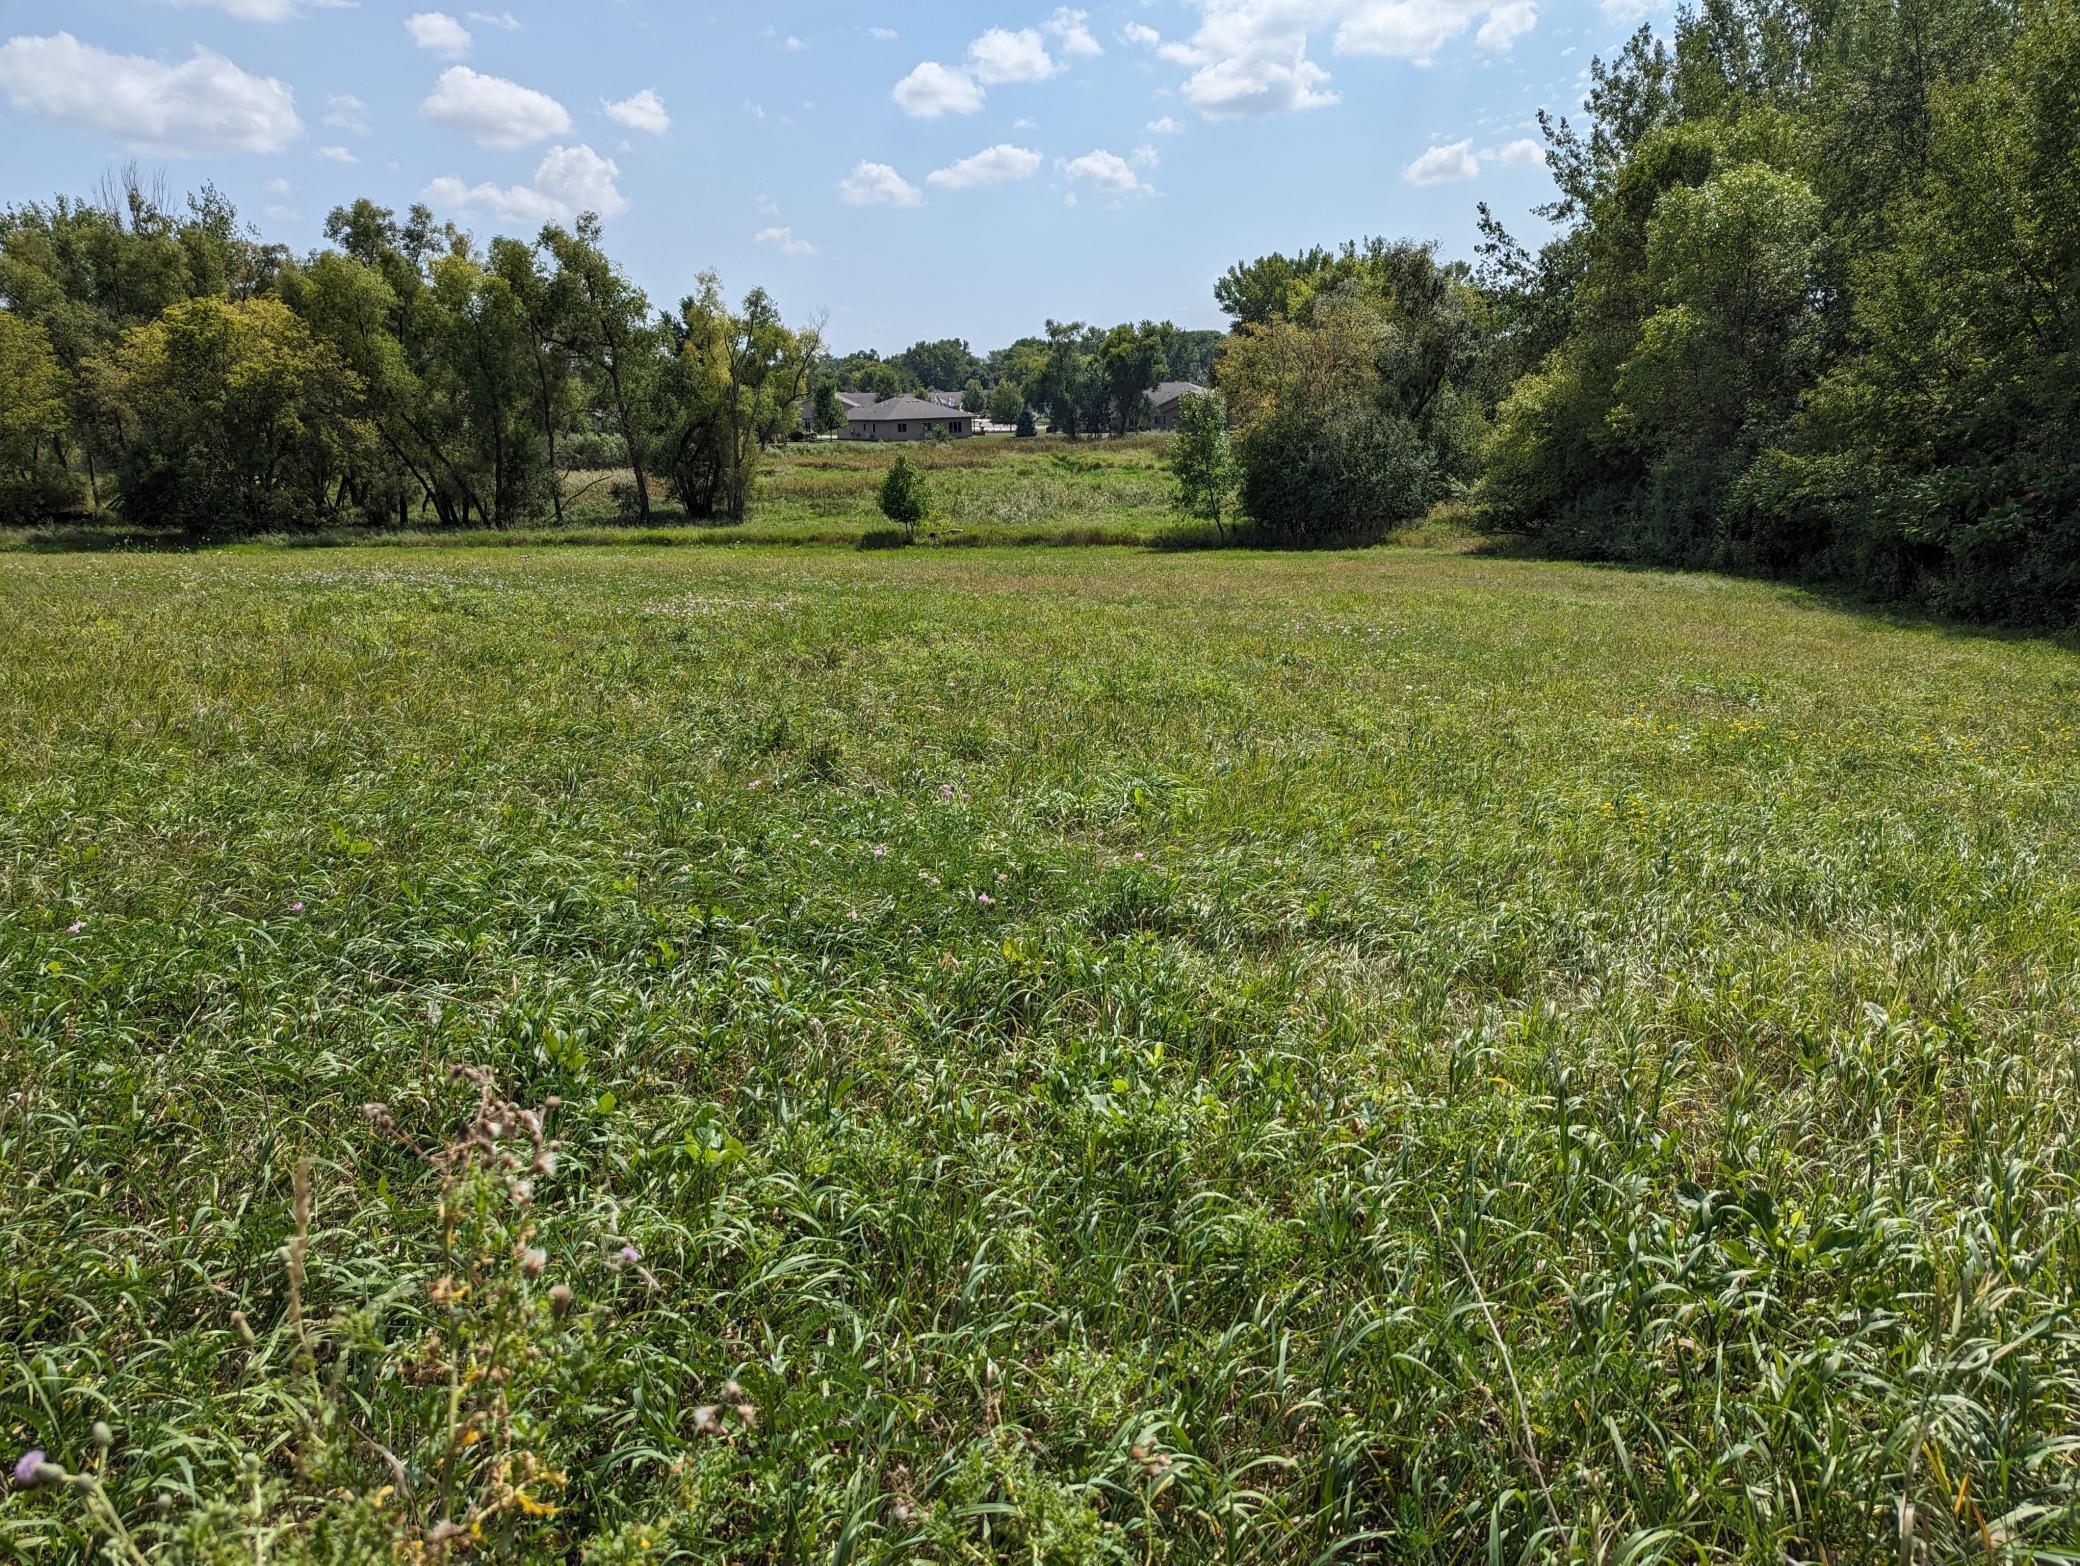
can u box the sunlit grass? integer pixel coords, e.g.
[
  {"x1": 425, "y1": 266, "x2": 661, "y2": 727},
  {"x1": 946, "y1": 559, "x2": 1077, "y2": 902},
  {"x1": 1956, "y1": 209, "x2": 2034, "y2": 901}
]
[{"x1": 3, "y1": 542, "x2": 2077, "y2": 1561}]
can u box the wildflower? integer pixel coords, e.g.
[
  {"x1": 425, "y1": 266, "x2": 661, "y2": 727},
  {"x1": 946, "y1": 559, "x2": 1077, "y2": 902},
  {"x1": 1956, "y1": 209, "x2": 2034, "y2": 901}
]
[
  {"x1": 872, "y1": 845, "x2": 887, "y2": 859},
  {"x1": 13, "y1": 1450, "x2": 48, "y2": 1487},
  {"x1": 977, "y1": 893, "x2": 995, "y2": 907},
  {"x1": 995, "y1": 872, "x2": 1008, "y2": 884},
  {"x1": 90, "y1": 1423, "x2": 112, "y2": 1449},
  {"x1": 940, "y1": 783, "x2": 955, "y2": 799},
  {"x1": 1133, "y1": 852, "x2": 1146, "y2": 862},
  {"x1": 66, "y1": 921, "x2": 84, "y2": 935},
  {"x1": 749, "y1": 779, "x2": 763, "y2": 790},
  {"x1": 520, "y1": 1248, "x2": 547, "y2": 1279},
  {"x1": 691, "y1": 1405, "x2": 721, "y2": 1435},
  {"x1": 548, "y1": 1284, "x2": 574, "y2": 1320},
  {"x1": 620, "y1": 1243, "x2": 641, "y2": 1264},
  {"x1": 290, "y1": 901, "x2": 305, "y2": 914}
]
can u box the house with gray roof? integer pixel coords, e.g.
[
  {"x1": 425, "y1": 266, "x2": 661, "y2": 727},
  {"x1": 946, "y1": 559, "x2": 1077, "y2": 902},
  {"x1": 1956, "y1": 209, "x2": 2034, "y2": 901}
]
[
  {"x1": 844, "y1": 396, "x2": 976, "y2": 441},
  {"x1": 1145, "y1": 381, "x2": 1210, "y2": 432}
]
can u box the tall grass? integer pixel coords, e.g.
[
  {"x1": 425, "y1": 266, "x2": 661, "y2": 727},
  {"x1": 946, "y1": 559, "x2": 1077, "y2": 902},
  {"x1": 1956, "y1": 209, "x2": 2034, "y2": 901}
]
[{"x1": 2, "y1": 544, "x2": 2077, "y2": 1562}]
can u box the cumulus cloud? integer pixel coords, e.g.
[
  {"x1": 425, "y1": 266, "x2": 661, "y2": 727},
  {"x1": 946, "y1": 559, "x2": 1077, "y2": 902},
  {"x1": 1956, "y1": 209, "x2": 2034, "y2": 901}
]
[
  {"x1": 1058, "y1": 148, "x2": 1155, "y2": 197},
  {"x1": 1124, "y1": 22, "x2": 1164, "y2": 46},
  {"x1": 1147, "y1": 115, "x2": 1182, "y2": 134},
  {"x1": 1045, "y1": 9, "x2": 1104, "y2": 58},
  {"x1": 424, "y1": 143, "x2": 629, "y2": 223},
  {"x1": 838, "y1": 160, "x2": 923, "y2": 207},
  {"x1": 406, "y1": 11, "x2": 473, "y2": 57},
  {"x1": 926, "y1": 143, "x2": 1044, "y2": 191},
  {"x1": 1401, "y1": 133, "x2": 1544, "y2": 183},
  {"x1": 1476, "y1": 0, "x2": 1538, "y2": 48},
  {"x1": 469, "y1": 10, "x2": 523, "y2": 29},
  {"x1": 967, "y1": 27, "x2": 1059, "y2": 84},
  {"x1": 316, "y1": 144, "x2": 358, "y2": 163},
  {"x1": 603, "y1": 88, "x2": 669, "y2": 135},
  {"x1": 0, "y1": 32, "x2": 302, "y2": 155},
  {"x1": 754, "y1": 225, "x2": 815, "y2": 255},
  {"x1": 1153, "y1": 0, "x2": 1539, "y2": 118},
  {"x1": 1402, "y1": 138, "x2": 1480, "y2": 184},
  {"x1": 420, "y1": 66, "x2": 572, "y2": 148},
  {"x1": 891, "y1": 60, "x2": 984, "y2": 117}
]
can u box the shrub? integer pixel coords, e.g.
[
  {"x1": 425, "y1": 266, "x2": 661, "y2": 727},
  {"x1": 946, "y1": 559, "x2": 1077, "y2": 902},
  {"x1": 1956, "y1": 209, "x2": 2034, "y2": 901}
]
[
  {"x1": 1237, "y1": 402, "x2": 1437, "y2": 545},
  {"x1": 877, "y1": 452, "x2": 931, "y2": 538},
  {"x1": 1015, "y1": 408, "x2": 1037, "y2": 439}
]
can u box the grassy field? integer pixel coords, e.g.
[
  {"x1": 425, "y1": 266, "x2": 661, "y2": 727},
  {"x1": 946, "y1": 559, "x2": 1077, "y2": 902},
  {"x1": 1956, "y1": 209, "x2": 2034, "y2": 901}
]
[{"x1": 3, "y1": 539, "x2": 2078, "y2": 1563}]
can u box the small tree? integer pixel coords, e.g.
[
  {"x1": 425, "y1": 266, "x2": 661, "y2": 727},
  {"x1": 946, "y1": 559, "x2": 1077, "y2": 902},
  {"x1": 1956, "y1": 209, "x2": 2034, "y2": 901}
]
[
  {"x1": 987, "y1": 381, "x2": 1024, "y2": 427},
  {"x1": 1170, "y1": 390, "x2": 1238, "y2": 539},
  {"x1": 1014, "y1": 407, "x2": 1037, "y2": 439},
  {"x1": 877, "y1": 451, "x2": 930, "y2": 540}
]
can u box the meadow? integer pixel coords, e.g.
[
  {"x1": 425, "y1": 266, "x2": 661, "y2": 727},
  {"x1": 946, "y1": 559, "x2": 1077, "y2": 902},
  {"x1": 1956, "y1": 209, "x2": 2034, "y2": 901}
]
[{"x1": 3, "y1": 534, "x2": 2078, "y2": 1562}]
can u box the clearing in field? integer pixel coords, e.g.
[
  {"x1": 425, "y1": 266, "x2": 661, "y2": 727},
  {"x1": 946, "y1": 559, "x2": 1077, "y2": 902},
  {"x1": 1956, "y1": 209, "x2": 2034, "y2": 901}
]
[{"x1": 3, "y1": 542, "x2": 2077, "y2": 1561}]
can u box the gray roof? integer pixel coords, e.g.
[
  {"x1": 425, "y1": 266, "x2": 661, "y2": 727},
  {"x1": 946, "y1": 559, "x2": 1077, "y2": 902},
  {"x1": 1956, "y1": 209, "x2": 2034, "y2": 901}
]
[
  {"x1": 846, "y1": 396, "x2": 974, "y2": 423},
  {"x1": 1146, "y1": 381, "x2": 1209, "y2": 406},
  {"x1": 835, "y1": 391, "x2": 881, "y2": 409}
]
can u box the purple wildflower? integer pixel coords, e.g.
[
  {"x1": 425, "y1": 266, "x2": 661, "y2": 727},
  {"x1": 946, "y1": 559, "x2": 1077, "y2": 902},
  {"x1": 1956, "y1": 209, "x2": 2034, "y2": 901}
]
[
  {"x1": 13, "y1": 1451, "x2": 45, "y2": 1486},
  {"x1": 620, "y1": 1244, "x2": 641, "y2": 1264},
  {"x1": 290, "y1": 901, "x2": 306, "y2": 914},
  {"x1": 65, "y1": 921, "x2": 84, "y2": 935}
]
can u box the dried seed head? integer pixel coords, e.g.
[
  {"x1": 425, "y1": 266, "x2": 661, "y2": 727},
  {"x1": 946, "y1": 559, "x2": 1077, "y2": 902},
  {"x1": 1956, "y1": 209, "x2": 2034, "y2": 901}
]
[
  {"x1": 231, "y1": 1309, "x2": 255, "y2": 1345},
  {"x1": 691, "y1": 1406, "x2": 721, "y2": 1435},
  {"x1": 548, "y1": 1284, "x2": 574, "y2": 1320},
  {"x1": 91, "y1": 1422, "x2": 112, "y2": 1449},
  {"x1": 520, "y1": 1248, "x2": 546, "y2": 1279},
  {"x1": 720, "y1": 1379, "x2": 745, "y2": 1403},
  {"x1": 733, "y1": 1403, "x2": 758, "y2": 1430}
]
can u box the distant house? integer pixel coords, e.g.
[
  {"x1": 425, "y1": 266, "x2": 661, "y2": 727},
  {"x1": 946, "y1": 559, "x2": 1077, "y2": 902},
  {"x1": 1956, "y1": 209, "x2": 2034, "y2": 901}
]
[
  {"x1": 844, "y1": 395, "x2": 976, "y2": 441},
  {"x1": 835, "y1": 391, "x2": 882, "y2": 412},
  {"x1": 922, "y1": 389, "x2": 968, "y2": 411},
  {"x1": 1145, "y1": 381, "x2": 1210, "y2": 432}
]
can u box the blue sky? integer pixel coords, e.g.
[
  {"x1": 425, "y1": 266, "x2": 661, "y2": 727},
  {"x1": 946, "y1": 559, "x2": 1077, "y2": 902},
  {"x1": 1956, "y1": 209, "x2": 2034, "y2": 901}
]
[{"x1": 0, "y1": 0, "x2": 1663, "y2": 353}]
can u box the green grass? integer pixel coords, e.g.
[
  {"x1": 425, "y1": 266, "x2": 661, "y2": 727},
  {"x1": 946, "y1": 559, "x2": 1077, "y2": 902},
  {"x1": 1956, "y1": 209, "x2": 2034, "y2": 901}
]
[{"x1": 3, "y1": 540, "x2": 2078, "y2": 1563}]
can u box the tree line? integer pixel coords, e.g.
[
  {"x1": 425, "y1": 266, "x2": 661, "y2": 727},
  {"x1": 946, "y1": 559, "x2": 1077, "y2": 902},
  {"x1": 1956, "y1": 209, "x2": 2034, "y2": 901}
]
[{"x1": 0, "y1": 177, "x2": 819, "y2": 535}]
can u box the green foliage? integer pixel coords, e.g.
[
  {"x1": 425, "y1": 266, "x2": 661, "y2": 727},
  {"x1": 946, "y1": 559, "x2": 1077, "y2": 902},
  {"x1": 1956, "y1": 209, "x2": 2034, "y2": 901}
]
[
  {"x1": 876, "y1": 450, "x2": 930, "y2": 536},
  {"x1": 1015, "y1": 406, "x2": 1038, "y2": 439},
  {"x1": 93, "y1": 296, "x2": 369, "y2": 534},
  {"x1": 0, "y1": 312, "x2": 76, "y2": 522},
  {"x1": 1236, "y1": 402, "x2": 1436, "y2": 545},
  {"x1": 987, "y1": 381, "x2": 1025, "y2": 427},
  {"x1": 1477, "y1": 0, "x2": 2080, "y2": 622},
  {"x1": 1167, "y1": 391, "x2": 1237, "y2": 538}
]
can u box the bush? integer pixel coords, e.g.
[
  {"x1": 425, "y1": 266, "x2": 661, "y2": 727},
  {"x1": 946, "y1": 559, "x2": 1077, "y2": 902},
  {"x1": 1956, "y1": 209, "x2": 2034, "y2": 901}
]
[
  {"x1": 560, "y1": 430, "x2": 629, "y2": 470},
  {"x1": 1015, "y1": 408, "x2": 1037, "y2": 439},
  {"x1": 877, "y1": 452, "x2": 930, "y2": 538},
  {"x1": 1237, "y1": 403, "x2": 1437, "y2": 545}
]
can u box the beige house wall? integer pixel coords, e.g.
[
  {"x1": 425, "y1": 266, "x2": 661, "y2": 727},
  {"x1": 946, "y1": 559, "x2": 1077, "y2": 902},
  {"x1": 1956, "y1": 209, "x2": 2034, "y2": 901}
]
[{"x1": 844, "y1": 418, "x2": 974, "y2": 442}]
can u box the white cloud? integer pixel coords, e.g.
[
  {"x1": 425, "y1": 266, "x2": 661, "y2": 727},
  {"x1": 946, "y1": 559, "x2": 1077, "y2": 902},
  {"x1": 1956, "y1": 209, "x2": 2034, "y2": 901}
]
[
  {"x1": 1475, "y1": 0, "x2": 1538, "y2": 48},
  {"x1": 316, "y1": 144, "x2": 358, "y2": 163},
  {"x1": 425, "y1": 143, "x2": 629, "y2": 224},
  {"x1": 1059, "y1": 148, "x2": 1155, "y2": 197},
  {"x1": 1401, "y1": 133, "x2": 1543, "y2": 183},
  {"x1": 1152, "y1": 0, "x2": 1537, "y2": 118},
  {"x1": 754, "y1": 225, "x2": 815, "y2": 255},
  {"x1": 1402, "y1": 138, "x2": 1479, "y2": 183},
  {"x1": 1123, "y1": 22, "x2": 1163, "y2": 46},
  {"x1": 866, "y1": 26, "x2": 898, "y2": 41},
  {"x1": 603, "y1": 88, "x2": 669, "y2": 135},
  {"x1": 1147, "y1": 115, "x2": 1182, "y2": 133},
  {"x1": 324, "y1": 93, "x2": 369, "y2": 135},
  {"x1": 420, "y1": 66, "x2": 572, "y2": 148},
  {"x1": 1045, "y1": 8, "x2": 1104, "y2": 57},
  {"x1": 891, "y1": 60, "x2": 984, "y2": 117},
  {"x1": 266, "y1": 176, "x2": 292, "y2": 194},
  {"x1": 968, "y1": 27, "x2": 1059, "y2": 84},
  {"x1": 406, "y1": 11, "x2": 473, "y2": 57},
  {"x1": 468, "y1": 10, "x2": 522, "y2": 29},
  {"x1": 838, "y1": 160, "x2": 924, "y2": 207},
  {"x1": 0, "y1": 32, "x2": 302, "y2": 155},
  {"x1": 926, "y1": 143, "x2": 1043, "y2": 191}
]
